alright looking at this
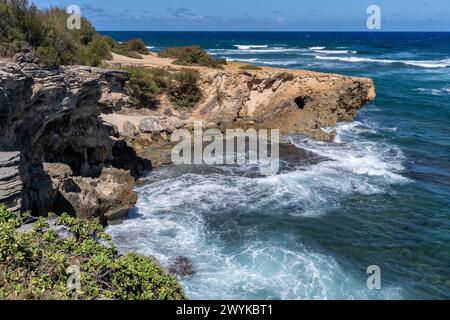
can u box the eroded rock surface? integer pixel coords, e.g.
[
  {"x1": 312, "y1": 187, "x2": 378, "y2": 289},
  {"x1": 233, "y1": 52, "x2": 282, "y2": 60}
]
[
  {"x1": 44, "y1": 163, "x2": 137, "y2": 224},
  {"x1": 0, "y1": 61, "x2": 150, "y2": 221},
  {"x1": 102, "y1": 63, "x2": 375, "y2": 167},
  {"x1": 195, "y1": 68, "x2": 375, "y2": 140},
  {"x1": 0, "y1": 151, "x2": 22, "y2": 211}
]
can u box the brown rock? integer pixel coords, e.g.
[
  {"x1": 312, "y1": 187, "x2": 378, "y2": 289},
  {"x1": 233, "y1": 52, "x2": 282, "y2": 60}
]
[
  {"x1": 122, "y1": 120, "x2": 137, "y2": 137},
  {"x1": 139, "y1": 117, "x2": 164, "y2": 133},
  {"x1": 0, "y1": 62, "x2": 147, "y2": 216},
  {"x1": 44, "y1": 163, "x2": 137, "y2": 224}
]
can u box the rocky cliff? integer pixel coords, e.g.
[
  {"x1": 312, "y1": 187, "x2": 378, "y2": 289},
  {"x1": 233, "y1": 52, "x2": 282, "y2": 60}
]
[
  {"x1": 1, "y1": 55, "x2": 375, "y2": 218},
  {"x1": 0, "y1": 60, "x2": 150, "y2": 222},
  {"x1": 195, "y1": 67, "x2": 375, "y2": 140},
  {"x1": 105, "y1": 54, "x2": 375, "y2": 166}
]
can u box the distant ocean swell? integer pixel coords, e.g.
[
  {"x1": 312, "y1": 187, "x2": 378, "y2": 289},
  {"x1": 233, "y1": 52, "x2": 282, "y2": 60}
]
[{"x1": 204, "y1": 44, "x2": 450, "y2": 69}]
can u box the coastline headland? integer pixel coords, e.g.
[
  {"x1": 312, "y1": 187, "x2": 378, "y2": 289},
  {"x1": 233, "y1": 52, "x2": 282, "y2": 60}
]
[{"x1": 0, "y1": 49, "x2": 375, "y2": 219}]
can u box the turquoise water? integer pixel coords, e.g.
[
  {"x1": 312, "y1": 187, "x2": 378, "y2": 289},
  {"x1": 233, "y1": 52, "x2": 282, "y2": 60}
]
[{"x1": 104, "y1": 32, "x2": 450, "y2": 299}]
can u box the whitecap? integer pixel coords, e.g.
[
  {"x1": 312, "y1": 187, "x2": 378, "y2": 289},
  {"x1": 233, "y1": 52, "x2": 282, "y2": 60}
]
[
  {"x1": 314, "y1": 49, "x2": 357, "y2": 54},
  {"x1": 315, "y1": 55, "x2": 450, "y2": 68},
  {"x1": 414, "y1": 87, "x2": 450, "y2": 96},
  {"x1": 225, "y1": 57, "x2": 299, "y2": 66},
  {"x1": 209, "y1": 47, "x2": 307, "y2": 55},
  {"x1": 234, "y1": 44, "x2": 269, "y2": 50},
  {"x1": 224, "y1": 57, "x2": 259, "y2": 63}
]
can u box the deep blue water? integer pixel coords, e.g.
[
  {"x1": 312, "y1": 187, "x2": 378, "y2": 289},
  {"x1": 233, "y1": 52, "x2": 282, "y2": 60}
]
[{"x1": 104, "y1": 32, "x2": 450, "y2": 300}]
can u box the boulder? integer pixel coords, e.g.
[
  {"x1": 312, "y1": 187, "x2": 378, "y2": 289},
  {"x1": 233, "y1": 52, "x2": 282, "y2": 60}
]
[
  {"x1": 169, "y1": 256, "x2": 196, "y2": 277},
  {"x1": 122, "y1": 120, "x2": 137, "y2": 137},
  {"x1": 44, "y1": 163, "x2": 137, "y2": 224},
  {"x1": 139, "y1": 117, "x2": 164, "y2": 133},
  {"x1": 166, "y1": 116, "x2": 185, "y2": 130}
]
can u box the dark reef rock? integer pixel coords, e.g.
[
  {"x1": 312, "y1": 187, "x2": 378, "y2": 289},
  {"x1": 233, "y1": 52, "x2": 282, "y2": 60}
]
[
  {"x1": 0, "y1": 62, "x2": 150, "y2": 222},
  {"x1": 0, "y1": 151, "x2": 22, "y2": 211},
  {"x1": 169, "y1": 256, "x2": 196, "y2": 277}
]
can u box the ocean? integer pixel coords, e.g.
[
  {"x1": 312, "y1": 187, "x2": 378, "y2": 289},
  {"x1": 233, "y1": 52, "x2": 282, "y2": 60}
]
[{"x1": 102, "y1": 32, "x2": 450, "y2": 299}]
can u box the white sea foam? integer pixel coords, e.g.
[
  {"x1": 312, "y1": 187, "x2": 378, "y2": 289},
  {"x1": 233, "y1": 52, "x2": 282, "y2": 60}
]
[
  {"x1": 107, "y1": 120, "x2": 406, "y2": 300},
  {"x1": 315, "y1": 55, "x2": 450, "y2": 68},
  {"x1": 224, "y1": 57, "x2": 259, "y2": 63},
  {"x1": 415, "y1": 87, "x2": 450, "y2": 96},
  {"x1": 234, "y1": 44, "x2": 269, "y2": 50},
  {"x1": 108, "y1": 188, "x2": 402, "y2": 300},
  {"x1": 290, "y1": 122, "x2": 407, "y2": 183},
  {"x1": 209, "y1": 47, "x2": 307, "y2": 55},
  {"x1": 314, "y1": 49, "x2": 357, "y2": 54},
  {"x1": 225, "y1": 57, "x2": 299, "y2": 66},
  {"x1": 309, "y1": 46, "x2": 325, "y2": 50}
]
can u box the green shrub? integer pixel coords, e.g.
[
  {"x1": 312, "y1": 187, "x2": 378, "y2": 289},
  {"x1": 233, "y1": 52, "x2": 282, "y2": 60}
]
[
  {"x1": 0, "y1": 1, "x2": 120, "y2": 66},
  {"x1": 121, "y1": 66, "x2": 201, "y2": 109},
  {"x1": 122, "y1": 66, "x2": 163, "y2": 109},
  {"x1": 121, "y1": 39, "x2": 149, "y2": 55},
  {"x1": 159, "y1": 45, "x2": 226, "y2": 69},
  {"x1": 0, "y1": 0, "x2": 44, "y2": 57},
  {"x1": 110, "y1": 39, "x2": 150, "y2": 59},
  {"x1": 0, "y1": 204, "x2": 186, "y2": 300},
  {"x1": 169, "y1": 69, "x2": 202, "y2": 108}
]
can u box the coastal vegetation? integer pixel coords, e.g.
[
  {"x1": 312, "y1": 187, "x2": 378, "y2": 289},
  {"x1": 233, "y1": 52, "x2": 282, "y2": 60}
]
[
  {"x1": 158, "y1": 45, "x2": 227, "y2": 69},
  {"x1": 0, "y1": 204, "x2": 186, "y2": 300},
  {"x1": 168, "y1": 69, "x2": 202, "y2": 108},
  {"x1": 0, "y1": 0, "x2": 147, "y2": 66},
  {"x1": 122, "y1": 66, "x2": 166, "y2": 108},
  {"x1": 123, "y1": 66, "x2": 202, "y2": 109},
  {"x1": 105, "y1": 37, "x2": 149, "y2": 59},
  {"x1": 0, "y1": 0, "x2": 109, "y2": 66}
]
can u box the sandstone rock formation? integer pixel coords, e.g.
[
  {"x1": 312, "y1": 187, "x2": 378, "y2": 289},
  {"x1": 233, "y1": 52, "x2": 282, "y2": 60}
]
[
  {"x1": 195, "y1": 68, "x2": 375, "y2": 141},
  {"x1": 0, "y1": 53, "x2": 375, "y2": 218},
  {"x1": 103, "y1": 56, "x2": 375, "y2": 167},
  {"x1": 43, "y1": 163, "x2": 137, "y2": 224},
  {"x1": 0, "y1": 60, "x2": 150, "y2": 221}
]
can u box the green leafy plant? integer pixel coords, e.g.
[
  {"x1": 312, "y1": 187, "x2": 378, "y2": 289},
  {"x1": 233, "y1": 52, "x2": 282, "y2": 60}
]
[
  {"x1": 122, "y1": 66, "x2": 162, "y2": 109},
  {"x1": 0, "y1": 1, "x2": 133, "y2": 66},
  {"x1": 120, "y1": 66, "x2": 202, "y2": 109},
  {"x1": 168, "y1": 69, "x2": 202, "y2": 108},
  {"x1": 0, "y1": 204, "x2": 186, "y2": 300},
  {"x1": 159, "y1": 45, "x2": 226, "y2": 69}
]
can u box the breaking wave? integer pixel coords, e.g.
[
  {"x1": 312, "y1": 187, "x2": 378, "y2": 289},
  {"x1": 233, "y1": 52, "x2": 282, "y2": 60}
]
[
  {"x1": 107, "y1": 120, "x2": 407, "y2": 300},
  {"x1": 313, "y1": 49, "x2": 357, "y2": 54},
  {"x1": 415, "y1": 87, "x2": 450, "y2": 96},
  {"x1": 209, "y1": 47, "x2": 307, "y2": 55},
  {"x1": 315, "y1": 55, "x2": 450, "y2": 68},
  {"x1": 234, "y1": 44, "x2": 269, "y2": 50},
  {"x1": 225, "y1": 57, "x2": 300, "y2": 66}
]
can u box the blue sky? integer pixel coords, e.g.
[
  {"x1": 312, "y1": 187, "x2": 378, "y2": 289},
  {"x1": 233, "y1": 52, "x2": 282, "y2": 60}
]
[{"x1": 32, "y1": 0, "x2": 450, "y2": 31}]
